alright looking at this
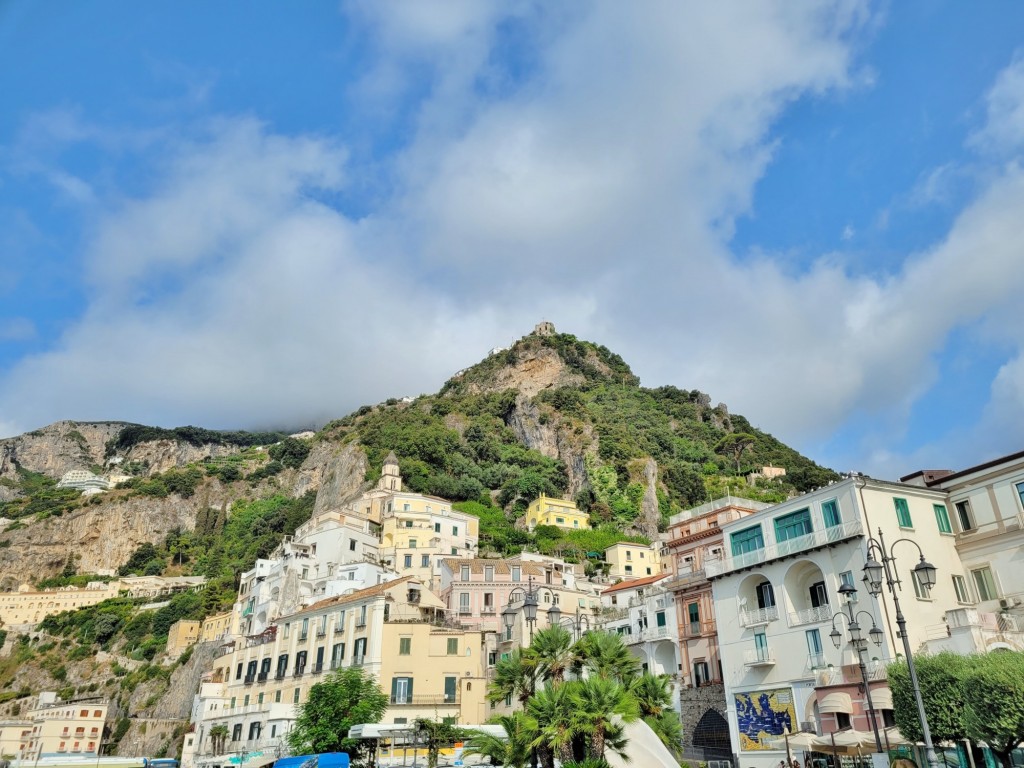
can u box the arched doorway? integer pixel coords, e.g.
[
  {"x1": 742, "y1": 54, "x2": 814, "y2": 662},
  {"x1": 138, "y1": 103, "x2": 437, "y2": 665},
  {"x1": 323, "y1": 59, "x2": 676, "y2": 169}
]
[{"x1": 693, "y1": 708, "x2": 732, "y2": 758}]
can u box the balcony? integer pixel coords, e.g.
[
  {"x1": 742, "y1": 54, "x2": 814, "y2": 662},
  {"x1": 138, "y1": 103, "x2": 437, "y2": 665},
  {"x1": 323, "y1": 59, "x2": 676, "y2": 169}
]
[
  {"x1": 293, "y1": 665, "x2": 306, "y2": 678},
  {"x1": 274, "y1": 671, "x2": 286, "y2": 680},
  {"x1": 352, "y1": 654, "x2": 365, "y2": 667},
  {"x1": 257, "y1": 672, "x2": 269, "y2": 683},
  {"x1": 243, "y1": 675, "x2": 255, "y2": 686},
  {"x1": 299, "y1": 632, "x2": 308, "y2": 641},
  {"x1": 390, "y1": 694, "x2": 460, "y2": 706},
  {"x1": 806, "y1": 653, "x2": 828, "y2": 671},
  {"x1": 788, "y1": 605, "x2": 833, "y2": 627},
  {"x1": 316, "y1": 628, "x2": 326, "y2": 637},
  {"x1": 706, "y1": 519, "x2": 864, "y2": 578},
  {"x1": 815, "y1": 660, "x2": 888, "y2": 686},
  {"x1": 743, "y1": 648, "x2": 776, "y2": 667},
  {"x1": 311, "y1": 663, "x2": 324, "y2": 675},
  {"x1": 739, "y1": 606, "x2": 779, "y2": 628}
]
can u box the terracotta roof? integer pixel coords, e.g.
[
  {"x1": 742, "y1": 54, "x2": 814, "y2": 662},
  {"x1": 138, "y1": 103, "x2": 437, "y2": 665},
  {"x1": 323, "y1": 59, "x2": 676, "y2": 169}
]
[
  {"x1": 602, "y1": 573, "x2": 667, "y2": 595},
  {"x1": 440, "y1": 558, "x2": 548, "y2": 578},
  {"x1": 289, "y1": 576, "x2": 417, "y2": 617}
]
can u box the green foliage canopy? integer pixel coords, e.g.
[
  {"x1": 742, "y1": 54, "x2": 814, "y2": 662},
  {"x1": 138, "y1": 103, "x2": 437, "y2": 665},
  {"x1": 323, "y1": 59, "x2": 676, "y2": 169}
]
[{"x1": 287, "y1": 667, "x2": 388, "y2": 759}]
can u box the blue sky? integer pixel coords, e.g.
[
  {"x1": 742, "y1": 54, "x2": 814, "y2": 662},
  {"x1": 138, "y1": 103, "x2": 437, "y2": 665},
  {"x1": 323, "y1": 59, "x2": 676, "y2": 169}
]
[{"x1": 2, "y1": 1, "x2": 1024, "y2": 481}]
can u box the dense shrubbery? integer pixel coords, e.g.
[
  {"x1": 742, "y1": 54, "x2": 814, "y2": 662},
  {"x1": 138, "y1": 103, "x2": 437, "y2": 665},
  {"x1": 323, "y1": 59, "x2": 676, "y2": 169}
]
[
  {"x1": 0, "y1": 467, "x2": 81, "y2": 521},
  {"x1": 106, "y1": 425, "x2": 289, "y2": 456},
  {"x1": 268, "y1": 437, "x2": 311, "y2": 469}
]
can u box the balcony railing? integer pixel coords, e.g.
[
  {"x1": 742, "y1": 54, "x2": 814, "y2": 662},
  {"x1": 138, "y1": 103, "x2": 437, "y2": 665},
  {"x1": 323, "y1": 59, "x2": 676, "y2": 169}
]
[
  {"x1": 293, "y1": 665, "x2": 306, "y2": 677},
  {"x1": 662, "y1": 569, "x2": 707, "y2": 591},
  {"x1": 743, "y1": 648, "x2": 776, "y2": 666},
  {"x1": 257, "y1": 672, "x2": 269, "y2": 682},
  {"x1": 312, "y1": 663, "x2": 324, "y2": 674},
  {"x1": 788, "y1": 605, "x2": 833, "y2": 627},
  {"x1": 706, "y1": 519, "x2": 864, "y2": 578},
  {"x1": 352, "y1": 654, "x2": 365, "y2": 667},
  {"x1": 243, "y1": 675, "x2": 255, "y2": 685},
  {"x1": 806, "y1": 653, "x2": 828, "y2": 671},
  {"x1": 389, "y1": 694, "x2": 460, "y2": 706},
  {"x1": 739, "y1": 606, "x2": 779, "y2": 627}
]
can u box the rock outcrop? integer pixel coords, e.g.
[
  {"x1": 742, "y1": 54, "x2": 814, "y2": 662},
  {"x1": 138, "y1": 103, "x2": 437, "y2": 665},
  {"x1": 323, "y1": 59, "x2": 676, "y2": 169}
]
[{"x1": 507, "y1": 395, "x2": 594, "y2": 497}]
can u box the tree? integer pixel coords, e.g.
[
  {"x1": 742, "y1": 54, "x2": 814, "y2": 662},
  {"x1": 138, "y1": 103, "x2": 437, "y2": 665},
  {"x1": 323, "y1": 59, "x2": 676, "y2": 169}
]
[
  {"x1": 531, "y1": 626, "x2": 575, "y2": 685},
  {"x1": 527, "y1": 684, "x2": 576, "y2": 768},
  {"x1": 962, "y1": 652, "x2": 1024, "y2": 767},
  {"x1": 487, "y1": 647, "x2": 537, "y2": 706},
  {"x1": 888, "y1": 652, "x2": 968, "y2": 744},
  {"x1": 629, "y1": 673, "x2": 683, "y2": 756},
  {"x1": 415, "y1": 719, "x2": 467, "y2": 768},
  {"x1": 714, "y1": 433, "x2": 755, "y2": 473},
  {"x1": 209, "y1": 725, "x2": 228, "y2": 756},
  {"x1": 465, "y1": 712, "x2": 536, "y2": 768},
  {"x1": 269, "y1": 437, "x2": 311, "y2": 469},
  {"x1": 575, "y1": 631, "x2": 641, "y2": 683},
  {"x1": 569, "y1": 676, "x2": 639, "y2": 761},
  {"x1": 287, "y1": 667, "x2": 387, "y2": 760}
]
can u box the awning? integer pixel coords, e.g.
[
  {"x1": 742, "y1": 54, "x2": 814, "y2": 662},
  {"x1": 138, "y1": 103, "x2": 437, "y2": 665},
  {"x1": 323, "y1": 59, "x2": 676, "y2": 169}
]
[
  {"x1": 870, "y1": 688, "x2": 893, "y2": 710},
  {"x1": 819, "y1": 692, "x2": 853, "y2": 714}
]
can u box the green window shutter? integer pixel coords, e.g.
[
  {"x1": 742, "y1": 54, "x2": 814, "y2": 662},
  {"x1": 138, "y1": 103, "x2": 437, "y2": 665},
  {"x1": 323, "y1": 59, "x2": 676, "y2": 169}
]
[
  {"x1": 444, "y1": 676, "x2": 456, "y2": 700},
  {"x1": 656, "y1": 611, "x2": 666, "y2": 627},
  {"x1": 933, "y1": 504, "x2": 952, "y2": 534},
  {"x1": 894, "y1": 498, "x2": 912, "y2": 527},
  {"x1": 391, "y1": 677, "x2": 398, "y2": 700}
]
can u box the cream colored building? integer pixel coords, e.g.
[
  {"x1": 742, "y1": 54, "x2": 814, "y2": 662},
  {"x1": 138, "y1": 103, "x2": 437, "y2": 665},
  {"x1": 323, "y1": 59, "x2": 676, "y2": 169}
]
[
  {"x1": 167, "y1": 619, "x2": 201, "y2": 656},
  {"x1": 20, "y1": 693, "x2": 108, "y2": 760},
  {"x1": 0, "y1": 720, "x2": 33, "y2": 760},
  {"x1": 604, "y1": 542, "x2": 663, "y2": 580},
  {"x1": 189, "y1": 577, "x2": 488, "y2": 768},
  {"x1": 200, "y1": 610, "x2": 237, "y2": 643},
  {"x1": 525, "y1": 494, "x2": 590, "y2": 531}
]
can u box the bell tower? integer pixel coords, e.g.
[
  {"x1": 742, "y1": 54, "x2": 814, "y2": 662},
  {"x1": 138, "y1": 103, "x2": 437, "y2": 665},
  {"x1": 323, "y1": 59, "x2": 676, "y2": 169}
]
[{"x1": 378, "y1": 451, "x2": 402, "y2": 492}]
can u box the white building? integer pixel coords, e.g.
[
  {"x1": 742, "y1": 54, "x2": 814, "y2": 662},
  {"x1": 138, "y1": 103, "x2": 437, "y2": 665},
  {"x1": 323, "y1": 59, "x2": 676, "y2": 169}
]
[{"x1": 709, "y1": 475, "x2": 1022, "y2": 768}]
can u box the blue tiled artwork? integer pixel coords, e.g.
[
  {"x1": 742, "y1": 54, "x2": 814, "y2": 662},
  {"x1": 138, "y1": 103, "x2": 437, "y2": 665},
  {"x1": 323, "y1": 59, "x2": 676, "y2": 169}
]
[{"x1": 734, "y1": 688, "x2": 796, "y2": 751}]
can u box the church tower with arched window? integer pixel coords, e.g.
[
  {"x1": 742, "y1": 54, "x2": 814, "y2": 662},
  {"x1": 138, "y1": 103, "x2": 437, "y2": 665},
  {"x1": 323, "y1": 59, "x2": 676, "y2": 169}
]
[{"x1": 378, "y1": 451, "x2": 402, "y2": 492}]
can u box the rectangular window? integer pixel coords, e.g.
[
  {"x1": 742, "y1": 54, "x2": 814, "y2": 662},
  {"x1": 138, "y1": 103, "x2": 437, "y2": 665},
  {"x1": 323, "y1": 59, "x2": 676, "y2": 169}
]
[
  {"x1": 972, "y1": 567, "x2": 998, "y2": 601},
  {"x1": 391, "y1": 676, "x2": 413, "y2": 704},
  {"x1": 453, "y1": 525, "x2": 458, "y2": 536},
  {"x1": 754, "y1": 631, "x2": 769, "y2": 662},
  {"x1": 275, "y1": 690, "x2": 282, "y2": 703},
  {"x1": 331, "y1": 642, "x2": 345, "y2": 667},
  {"x1": 399, "y1": 637, "x2": 411, "y2": 655},
  {"x1": 1016, "y1": 482, "x2": 1024, "y2": 511},
  {"x1": 444, "y1": 676, "x2": 457, "y2": 703},
  {"x1": 839, "y1": 571, "x2": 856, "y2": 602},
  {"x1": 730, "y1": 525, "x2": 764, "y2": 556},
  {"x1": 934, "y1": 504, "x2": 953, "y2": 534},
  {"x1": 404, "y1": 554, "x2": 412, "y2": 568},
  {"x1": 774, "y1": 508, "x2": 813, "y2": 542},
  {"x1": 459, "y1": 593, "x2": 470, "y2": 612},
  {"x1": 349, "y1": 540, "x2": 356, "y2": 551},
  {"x1": 483, "y1": 592, "x2": 494, "y2": 611},
  {"x1": 693, "y1": 660, "x2": 709, "y2": 686},
  {"x1": 656, "y1": 610, "x2": 666, "y2": 627},
  {"x1": 894, "y1": 497, "x2": 913, "y2": 528},
  {"x1": 755, "y1": 581, "x2": 776, "y2": 609},
  {"x1": 484, "y1": 566, "x2": 494, "y2": 581},
  {"x1": 284, "y1": 623, "x2": 290, "y2": 639},
  {"x1": 955, "y1": 501, "x2": 975, "y2": 532},
  {"x1": 952, "y1": 575, "x2": 972, "y2": 604},
  {"x1": 409, "y1": 538, "x2": 417, "y2": 548},
  {"x1": 821, "y1": 499, "x2": 841, "y2": 528},
  {"x1": 435, "y1": 522, "x2": 441, "y2": 532},
  {"x1": 806, "y1": 629, "x2": 823, "y2": 667},
  {"x1": 421, "y1": 554, "x2": 430, "y2": 567},
  {"x1": 461, "y1": 565, "x2": 470, "y2": 581},
  {"x1": 911, "y1": 570, "x2": 931, "y2": 600},
  {"x1": 447, "y1": 638, "x2": 459, "y2": 655},
  {"x1": 511, "y1": 566, "x2": 521, "y2": 582},
  {"x1": 293, "y1": 687, "x2": 301, "y2": 704}
]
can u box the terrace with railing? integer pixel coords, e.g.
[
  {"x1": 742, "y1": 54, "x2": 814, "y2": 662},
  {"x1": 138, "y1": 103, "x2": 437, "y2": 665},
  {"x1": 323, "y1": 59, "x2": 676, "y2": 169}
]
[{"x1": 706, "y1": 519, "x2": 864, "y2": 578}]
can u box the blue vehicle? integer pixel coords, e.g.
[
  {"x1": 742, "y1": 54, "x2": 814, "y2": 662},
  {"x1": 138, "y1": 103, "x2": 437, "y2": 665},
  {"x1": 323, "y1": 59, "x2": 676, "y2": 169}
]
[
  {"x1": 272, "y1": 754, "x2": 349, "y2": 768},
  {"x1": 144, "y1": 760, "x2": 180, "y2": 768}
]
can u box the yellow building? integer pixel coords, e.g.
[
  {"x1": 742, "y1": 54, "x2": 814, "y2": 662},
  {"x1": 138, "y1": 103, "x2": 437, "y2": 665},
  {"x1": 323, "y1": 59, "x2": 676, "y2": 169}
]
[
  {"x1": 189, "y1": 578, "x2": 488, "y2": 768},
  {"x1": 20, "y1": 694, "x2": 108, "y2": 760},
  {"x1": 200, "y1": 610, "x2": 236, "y2": 642},
  {"x1": 526, "y1": 494, "x2": 590, "y2": 531},
  {"x1": 0, "y1": 720, "x2": 33, "y2": 760},
  {"x1": 603, "y1": 542, "x2": 662, "y2": 580},
  {"x1": 166, "y1": 619, "x2": 201, "y2": 656}
]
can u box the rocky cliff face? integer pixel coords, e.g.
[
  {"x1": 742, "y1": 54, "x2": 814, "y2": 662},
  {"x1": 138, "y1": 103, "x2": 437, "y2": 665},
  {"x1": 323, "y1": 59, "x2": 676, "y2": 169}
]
[
  {"x1": 0, "y1": 421, "x2": 126, "y2": 489},
  {"x1": 507, "y1": 394, "x2": 594, "y2": 498}
]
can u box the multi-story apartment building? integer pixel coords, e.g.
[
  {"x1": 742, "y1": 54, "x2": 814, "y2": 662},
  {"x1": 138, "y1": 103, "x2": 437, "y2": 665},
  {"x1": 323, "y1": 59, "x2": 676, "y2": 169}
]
[
  {"x1": 378, "y1": 500, "x2": 477, "y2": 590},
  {"x1": 19, "y1": 693, "x2": 108, "y2": 760},
  {"x1": 201, "y1": 610, "x2": 237, "y2": 643},
  {"x1": 603, "y1": 542, "x2": 664, "y2": 580},
  {"x1": 709, "y1": 475, "x2": 1024, "y2": 768},
  {"x1": 902, "y1": 450, "x2": 1024, "y2": 648},
  {"x1": 661, "y1": 496, "x2": 769, "y2": 757},
  {"x1": 597, "y1": 575, "x2": 681, "y2": 696},
  {"x1": 188, "y1": 578, "x2": 488, "y2": 768},
  {"x1": 525, "y1": 494, "x2": 590, "y2": 531}
]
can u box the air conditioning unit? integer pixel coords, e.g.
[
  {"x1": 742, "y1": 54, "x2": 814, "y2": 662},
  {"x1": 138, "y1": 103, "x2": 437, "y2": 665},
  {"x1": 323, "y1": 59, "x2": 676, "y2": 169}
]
[{"x1": 998, "y1": 597, "x2": 1022, "y2": 609}]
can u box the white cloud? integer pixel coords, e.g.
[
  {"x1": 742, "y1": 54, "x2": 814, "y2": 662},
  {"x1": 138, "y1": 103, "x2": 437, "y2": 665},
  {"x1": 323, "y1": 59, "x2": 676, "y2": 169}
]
[
  {"x1": 0, "y1": 318, "x2": 35, "y2": 342},
  {"x1": 969, "y1": 50, "x2": 1024, "y2": 154},
  {"x1": 4, "y1": 2, "x2": 1024, "y2": 482}
]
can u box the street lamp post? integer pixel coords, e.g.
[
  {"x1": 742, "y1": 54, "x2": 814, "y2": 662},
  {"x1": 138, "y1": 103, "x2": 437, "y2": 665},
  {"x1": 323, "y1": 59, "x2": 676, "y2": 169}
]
[
  {"x1": 502, "y1": 576, "x2": 558, "y2": 644},
  {"x1": 830, "y1": 582, "x2": 885, "y2": 754},
  {"x1": 545, "y1": 604, "x2": 591, "y2": 640},
  {"x1": 862, "y1": 527, "x2": 940, "y2": 768}
]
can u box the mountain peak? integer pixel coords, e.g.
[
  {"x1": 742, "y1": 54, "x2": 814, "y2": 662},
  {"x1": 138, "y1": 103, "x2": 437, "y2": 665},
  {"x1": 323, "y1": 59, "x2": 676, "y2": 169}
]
[{"x1": 442, "y1": 326, "x2": 638, "y2": 399}]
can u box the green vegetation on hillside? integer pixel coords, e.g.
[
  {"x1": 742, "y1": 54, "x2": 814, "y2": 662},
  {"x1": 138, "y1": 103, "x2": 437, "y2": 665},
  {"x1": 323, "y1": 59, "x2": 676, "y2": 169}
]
[
  {"x1": 322, "y1": 331, "x2": 837, "y2": 532},
  {"x1": 0, "y1": 467, "x2": 81, "y2": 521},
  {"x1": 105, "y1": 424, "x2": 290, "y2": 456}
]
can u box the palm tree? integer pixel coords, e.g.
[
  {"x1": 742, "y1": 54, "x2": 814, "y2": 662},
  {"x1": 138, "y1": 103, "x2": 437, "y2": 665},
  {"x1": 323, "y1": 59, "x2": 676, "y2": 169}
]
[
  {"x1": 464, "y1": 712, "x2": 536, "y2": 768},
  {"x1": 531, "y1": 625, "x2": 575, "y2": 685},
  {"x1": 629, "y1": 672, "x2": 683, "y2": 755},
  {"x1": 208, "y1": 724, "x2": 228, "y2": 756},
  {"x1": 576, "y1": 631, "x2": 641, "y2": 683},
  {"x1": 527, "y1": 683, "x2": 577, "y2": 768},
  {"x1": 570, "y1": 675, "x2": 640, "y2": 760},
  {"x1": 486, "y1": 647, "x2": 537, "y2": 706}
]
